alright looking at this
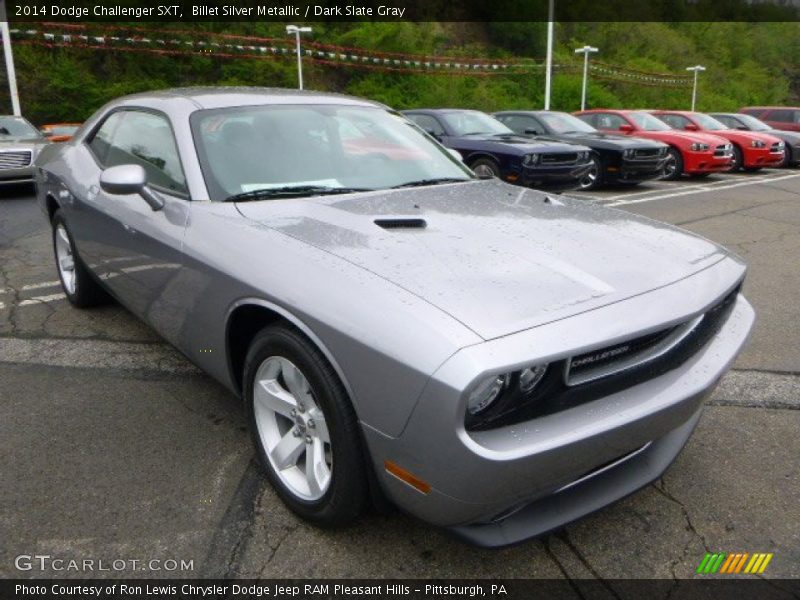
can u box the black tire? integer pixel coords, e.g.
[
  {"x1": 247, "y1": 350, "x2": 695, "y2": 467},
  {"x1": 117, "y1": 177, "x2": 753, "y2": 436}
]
[
  {"x1": 780, "y1": 145, "x2": 793, "y2": 168},
  {"x1": 689, "y1": 172, "x2": 711, "y2": 179},
  {"x1": 743, "y1": 166, "x2": 763, "y2": 172},
  {"x1": 51, "y1": 210, "x2": 109, "y2": 308},
  {"x1": 577, "y1": 155, "x2": 603, "y2": 190},
  {"x1": 662, "y1": 148, "x2": 683, "y2": 180},
  {"x1": 244, "y1": 325, "x2": 368, "y2": 526},
  {"x1": 730, "y1": 145, "x2": 744, "y2": 171},
  {"x1": 469, "y1": 157, "x2": 501, "y2": 179}
]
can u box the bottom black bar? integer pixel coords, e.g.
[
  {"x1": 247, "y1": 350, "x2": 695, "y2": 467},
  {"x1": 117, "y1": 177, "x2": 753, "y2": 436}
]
[{"x1": 2, "y1": 579, "x2": 800, "y2": 600}]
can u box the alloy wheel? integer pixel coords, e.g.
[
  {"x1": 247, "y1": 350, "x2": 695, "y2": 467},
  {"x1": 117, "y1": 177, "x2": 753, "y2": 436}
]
[
  {"x1": 54, "y1": 224, "x2": 77, "y2": 295},
  {"x1": 253, "y1": 356, "x2": 332, "y2": 501}
]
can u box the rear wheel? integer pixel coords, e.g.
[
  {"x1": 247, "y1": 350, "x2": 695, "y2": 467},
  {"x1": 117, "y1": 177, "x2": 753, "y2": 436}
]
[
  {"x1": 578, "y1": 155, "x2": 603, "y2": 190},
  {"x1": 661, "y1": 148, "x2": 683, "y2": 180},
  {"x1": 244, "y1": 325, "x2": 368, "y2": 526},
  {"x1": 469, "y1": 157, "x2": 501, "y2": 179},
  {"x1": 52, "y1": 210, "x2": 109, "y2": 308}
]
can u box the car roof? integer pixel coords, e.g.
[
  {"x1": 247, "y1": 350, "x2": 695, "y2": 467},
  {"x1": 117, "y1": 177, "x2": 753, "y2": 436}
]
[
  {"x1": 741, "y1": 106, "x2": 800, "y2": 110},
  {"x1": 109, "y1": 87, "x2": 385, "y2": 110},
  {"x1": 403, "y1": 108, "x2": 482, "y2": 114}
]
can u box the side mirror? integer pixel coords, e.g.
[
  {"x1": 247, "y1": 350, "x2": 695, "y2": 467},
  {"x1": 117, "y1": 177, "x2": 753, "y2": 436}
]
[
  {"x1": 619, "y1": 123, "x2": 634, "y2": 133},
  {"x1": 99, "y1": 164, "x2": 164, "y2": 211},
  {"x1": 524, "y1": 128, "x2": 541, "y2": 135},
  {"x1": 446, "y1": 148, "x2": 463, "y2": 162},
  {"x1": 684, "y1": 123, "x2": 700, "y2": 131}
]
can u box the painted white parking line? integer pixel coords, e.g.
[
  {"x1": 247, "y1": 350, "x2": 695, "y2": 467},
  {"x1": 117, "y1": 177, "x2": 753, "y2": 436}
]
[
  {"x1": 18, "y1": 293, "x2": 66, "y2": 307},
  {"x1": 606, "y1": 172, "x2": 800, "y2": 207},
  {"x1": 21, "y1": 280, "x2": 61, "y2": 291}
]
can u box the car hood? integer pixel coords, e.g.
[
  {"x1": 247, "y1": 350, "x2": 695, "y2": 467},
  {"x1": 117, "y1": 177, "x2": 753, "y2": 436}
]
[
  {"x1": 711, "y1": 129, "x2": 782, "y2": 145},
  {"x1": 236, "y1": 180, "x2": 729, "y2": 340},
  {"x1": 539, "y1": 132, "x2": 665, "y2": 151},
  {"x1": 450, "y1": 134, "x2": 584, "y2": 154},
  {"x1": 767, "y1": 129, "x2": 800, "y2": 144}
]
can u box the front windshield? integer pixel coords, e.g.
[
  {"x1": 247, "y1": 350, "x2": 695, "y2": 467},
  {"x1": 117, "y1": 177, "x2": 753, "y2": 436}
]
[
  {"x1": 731, "y1": 114, "x2": 770, "y2": 131},
  {"x1": 692, "y1": 113, "x2": 728, "y2": 130},
  {"x1": 0, "y1": 116, "x2": 42, "y2": 138},
  {"x1": 628, "y1": 112, "x2": 672, "y2": 131},
  {"x1": 538, "y1": 112, "x2": 597, "y2": 134},
  {"x1": 439, "y1": 111, "x2": 513, "y2": 136},
  {"x1": 191, "y1": 105, "x2": 474, "y2": 200}
]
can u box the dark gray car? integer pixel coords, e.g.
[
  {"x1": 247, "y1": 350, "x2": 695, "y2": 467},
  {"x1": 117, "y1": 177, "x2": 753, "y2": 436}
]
[
  {"x1": 711, "y1": 112, "x2": 800, "y2": 167},
  {"x1": 34, "y1": 88, "x2": 754, "y2": 547}
]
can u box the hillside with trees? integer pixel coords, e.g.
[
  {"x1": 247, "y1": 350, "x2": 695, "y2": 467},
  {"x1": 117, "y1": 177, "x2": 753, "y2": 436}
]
[{"x1": 1, "y1": 21, "x2": 798, "y2": 124}]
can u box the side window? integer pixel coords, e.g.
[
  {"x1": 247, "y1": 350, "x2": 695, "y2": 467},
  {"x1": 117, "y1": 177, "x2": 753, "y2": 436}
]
[
  {"x1": 767, "y1": 109, "x2": 796, "y2": 123},
  {"x1": 408, "y1": 114, "x2": 445, "y2": 136},
  {"x1": 715, "y1": 115, "x2": 738, "y2": 128},
  {"x1": 576, "y1": 113, "x2": 597, "y2": 128},
  {"x1": 742, "y1": 109, "x2": 763, "y2": 118},
  {"x1": 595, "y1": 113, "x2": 626, "y2": 130},
  {"x1": 88, "y1": 112, "x2": 125, "y2": 165},
  {"x1": 660, "y1": 114, "x2": 690, "y2": 129},
  {"x1": 104, "y1": 111, "x2": 188, "y2": 195}
]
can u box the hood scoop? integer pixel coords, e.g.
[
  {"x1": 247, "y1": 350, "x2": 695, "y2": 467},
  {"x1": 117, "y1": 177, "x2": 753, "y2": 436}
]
[{"x1": 374, "y1": 217, "x2": 427, "y2": 230}]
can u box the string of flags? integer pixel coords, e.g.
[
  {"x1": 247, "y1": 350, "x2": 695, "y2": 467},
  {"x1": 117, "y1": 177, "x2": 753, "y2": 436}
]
[{"x1": 5, "y1": 25, "x2": 694, "y2": 87}]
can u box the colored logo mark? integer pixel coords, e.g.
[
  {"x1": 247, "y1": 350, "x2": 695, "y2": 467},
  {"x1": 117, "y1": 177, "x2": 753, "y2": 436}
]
[{"x1": 696, "y1": 552, "x2": 773, "y2": 574}]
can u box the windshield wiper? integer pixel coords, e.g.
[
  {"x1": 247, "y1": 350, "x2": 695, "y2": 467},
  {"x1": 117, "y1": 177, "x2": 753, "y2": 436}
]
[
  {"x1": 391, "y1": 177, "x2": 472, "y2": 189},
  {"x1": 224, "y1": 185, "x2": 372, "y2": 203}
]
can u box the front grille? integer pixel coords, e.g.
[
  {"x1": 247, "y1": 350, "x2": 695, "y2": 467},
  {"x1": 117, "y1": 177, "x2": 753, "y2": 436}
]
[
  {"x1": 632, "y1": 148, "x2": 661, "y2": 159},
  {"x1": 467, "y1": 283, "x2": 741, "y2": 430},
  {"x1": 0, "y1": 150, "x2": 32, "y2": 170},
  {"x1": 714, "y1": 145, "x2": 730, "y2": 157},
  {"x1": 770, "y1": 142, "x2": 784, "y2": 153},
  {"x1": 540, "y1": 152, "x2": 578, "y2": 165}
]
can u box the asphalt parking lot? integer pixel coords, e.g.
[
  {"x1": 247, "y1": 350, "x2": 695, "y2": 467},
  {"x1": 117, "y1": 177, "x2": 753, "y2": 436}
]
[{"x1": 1, "y1": 170, "x2": 799, "y2": 583}]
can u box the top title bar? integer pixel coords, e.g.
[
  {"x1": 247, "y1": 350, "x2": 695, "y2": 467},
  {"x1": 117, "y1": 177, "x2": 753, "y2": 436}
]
[{"x1": 3, "y1": 0, "x2": 800, "y2": 22}]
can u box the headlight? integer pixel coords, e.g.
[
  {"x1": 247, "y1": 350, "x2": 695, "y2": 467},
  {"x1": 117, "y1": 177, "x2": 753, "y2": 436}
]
[
  {"x1": 467, "y1": 374, "x2": 507, "y2": 415},
  {"x1": 751, "y1": 139, "x2": 766, "y2": 148},
  {"x1": 523, "y1": 153, "x2": 539, "y2": 166},
  {"x1": 579, "y1": 151, "x2": 589, "y2": 160},
  {"x1": 660, "y1": 146, "x2": 668, "y2": 156},
  {"x1": 777, "y1": 142, "x2": 785, "y2": 149},
  {"x1": 623, "y1": 148, "x2": 634, "y2": 158},
  {"x1": 519, "y1": 365, "x2": 548, "y2": 393},
  {"x1": 690, "y1": 142, "x2": 709, "y2": 152}
]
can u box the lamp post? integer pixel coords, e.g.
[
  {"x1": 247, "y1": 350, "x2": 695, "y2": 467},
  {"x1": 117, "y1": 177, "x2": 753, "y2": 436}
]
[
  {"x1": 543, "y1": 0, "x2": 554, "y2": 109},
  {"x1": 286, "y1": 25, "x2": 312, "y2": 90},
  {"x1": 0, "y1": 21, "x2": 21, "y2": 115},
  {"x1": 574, "y1": 45, "x2": 599, "y2": 111},
  {"x1": 686, "y1": 65, "x2": 706, "y2": 111}
]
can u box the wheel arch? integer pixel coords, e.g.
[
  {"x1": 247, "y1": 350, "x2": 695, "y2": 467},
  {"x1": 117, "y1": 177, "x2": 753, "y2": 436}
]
[
  {"x1": 225, "y1": 298, "x2": 355, "y2": 405},
  {"x1": 464, "y1": 152, "x2": 502, "y2": 168},
  {"x1": 45, "y1": 193, "x2": 60, "y2": 222}
]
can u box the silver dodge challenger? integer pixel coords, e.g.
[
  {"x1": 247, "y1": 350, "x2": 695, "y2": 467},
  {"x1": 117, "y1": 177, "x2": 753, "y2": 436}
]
[{"x1": 34, "y1": 88, "x2": 754, "y2": 547}]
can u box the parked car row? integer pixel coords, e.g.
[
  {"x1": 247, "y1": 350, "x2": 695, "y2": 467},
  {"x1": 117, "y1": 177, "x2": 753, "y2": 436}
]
[{"x1": 403, "y1": 107, "x2": 799, "y2": 191}]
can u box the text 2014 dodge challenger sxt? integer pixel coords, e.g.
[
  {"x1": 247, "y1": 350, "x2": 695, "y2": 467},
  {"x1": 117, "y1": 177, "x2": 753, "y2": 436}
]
[{"x1": 34, "y1": 88, "x2": 754, "y2": 547}]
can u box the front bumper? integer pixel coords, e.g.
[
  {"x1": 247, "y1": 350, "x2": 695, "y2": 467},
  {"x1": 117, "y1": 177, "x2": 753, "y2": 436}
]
[
  {"x1": 516, "y1": 161, "x2": 593, "y2": 187},
  {"x1": 363, "y1": 257, "x2": 754, "y2": 545},
  {"x1": 743, "y1": 146, "x2": 784, "y2": 168},
  {"x1": 0, "y1": 166, "x2": 35, "y2": 184},
  {"x1": 683, "y1": 151, "x2": 732, "y2": 174},
  {"x1": 608, "y1": 156, "x2": 668, "y2": 182}
]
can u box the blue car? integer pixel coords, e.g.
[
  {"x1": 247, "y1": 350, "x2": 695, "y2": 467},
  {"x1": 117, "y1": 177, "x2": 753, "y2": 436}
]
[{"x1": 402, "y1": 109, "x2": 593, "y2": 189}]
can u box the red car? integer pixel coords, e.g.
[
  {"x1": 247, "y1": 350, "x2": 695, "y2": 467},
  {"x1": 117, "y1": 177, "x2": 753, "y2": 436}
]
[
  {"x1": 653, "y1": 110, "x2": 785, "y2": 171},
  {"x1": 740, "y1": 107, "x2": 800, "y2": 133},
  {"x1": 575, "y1": 109, "x2": 732, "y2": 180}
]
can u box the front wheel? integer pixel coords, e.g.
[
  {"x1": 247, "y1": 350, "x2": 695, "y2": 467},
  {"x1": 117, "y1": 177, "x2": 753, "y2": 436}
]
[
  {"x1": 469, "y1": 157, "x2": 501, "y2": 179},
  {"x1": 730, "y1": 145, "x2": 744, "y2": 171},
  {"x1": 244, "y1": 325, "x2": 368, "y2": 526},
  {"x1": 661, "y1": 148, "x2": 683, "y2": 180},
  {"x1": 578, "y1": 155, "x2": 603, "y2": 190},
  {"x1": 780, "y1": 145, "x2": 793, "y2": 168}
]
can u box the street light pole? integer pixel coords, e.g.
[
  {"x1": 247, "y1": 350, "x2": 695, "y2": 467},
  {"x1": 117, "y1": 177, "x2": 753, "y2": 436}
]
[
  {"x1": 286, "y1": 25, "x2": 312, "y2": 90},
  {"x1": 543, "y1": 0, "x2": 554, "y2": 109},
  {"x1": 1, "y1": 21, "x2": 21, "y2": 115},
  {"x1": 686, "y1": 65, "x2": 706, "y2": 111},
  {"x1": 574, "y1": 45, "x2": 599, "y2": 111}
]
